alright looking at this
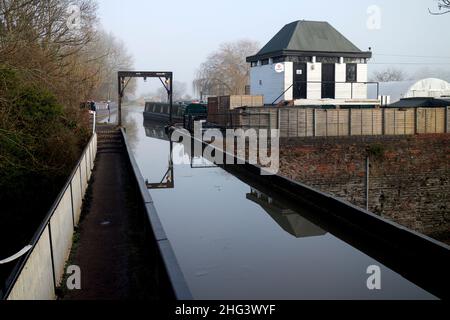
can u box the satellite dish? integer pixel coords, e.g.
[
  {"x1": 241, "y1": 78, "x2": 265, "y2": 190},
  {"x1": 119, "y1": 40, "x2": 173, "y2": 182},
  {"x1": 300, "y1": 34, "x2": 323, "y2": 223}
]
[{"x1": 405, "y1": 78, "x2": 450, "y2": 98}]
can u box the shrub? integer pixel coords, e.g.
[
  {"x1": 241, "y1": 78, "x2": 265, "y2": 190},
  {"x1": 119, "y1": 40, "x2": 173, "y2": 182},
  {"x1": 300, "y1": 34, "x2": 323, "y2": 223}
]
[
  {"x1": 0, "y1": 65, "x2": 90, "y2": 212},
  {"x1": 367, "y1": 144, "x2": 385, "y2": 159}
]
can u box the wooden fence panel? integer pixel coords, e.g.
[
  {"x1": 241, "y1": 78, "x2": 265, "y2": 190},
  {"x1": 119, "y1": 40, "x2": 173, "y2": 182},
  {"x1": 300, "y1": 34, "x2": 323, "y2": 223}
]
[
  {"x1": 216, "y1": 106, "x2": 447, "y2": 137},
  {"x1": 436, "y1": 108, "x2": 445, "y2": 133},
  {"x1": 279, "y1": 109, "x2": 289, "y2": 137},
  {"x1": 417, "y1": 108, "x2": 446, "y2": 134},
  {"x1": 315, "y1": 110, "x2": 328, "y2": 137},
  {"x1": 351, "y1": 109, "x2": 363, "y2": 136}
]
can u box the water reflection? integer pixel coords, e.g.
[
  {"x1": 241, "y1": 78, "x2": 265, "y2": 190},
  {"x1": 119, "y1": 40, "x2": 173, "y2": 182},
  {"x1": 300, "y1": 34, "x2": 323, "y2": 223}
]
[
  {"x1": 144, "y1": 120, "x2": 170, "y2": 141},
  {"x1": 143, "y1": 121, "x2": 174, "y2": 189},
  {"x1": 247, "y1": 188, "x2": 327, "y2": 239},
  {"x1": 123, "y1": 105, "x2": 436, "y2": 300},
  {"x1": 143, "y1": 118, "x2": 326, "y2": 239}
]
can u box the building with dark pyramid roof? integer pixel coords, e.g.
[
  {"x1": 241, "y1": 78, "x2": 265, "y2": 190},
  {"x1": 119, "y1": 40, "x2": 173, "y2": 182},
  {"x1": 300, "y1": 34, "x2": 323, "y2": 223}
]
[{"x1": 246, "y1": 20, "x2": 378, "y2": 106}]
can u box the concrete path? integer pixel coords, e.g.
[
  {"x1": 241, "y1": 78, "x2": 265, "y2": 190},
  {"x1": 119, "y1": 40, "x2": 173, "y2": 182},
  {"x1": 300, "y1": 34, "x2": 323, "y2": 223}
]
[{"x1": 63, "y1": 125, "x2": 158, "y2": 300}]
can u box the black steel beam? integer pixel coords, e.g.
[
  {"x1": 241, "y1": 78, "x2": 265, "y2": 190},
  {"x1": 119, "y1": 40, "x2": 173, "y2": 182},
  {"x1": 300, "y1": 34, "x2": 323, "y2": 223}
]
[{"x1": 118, "y1": 71, "x2": 172, "y2": 78}]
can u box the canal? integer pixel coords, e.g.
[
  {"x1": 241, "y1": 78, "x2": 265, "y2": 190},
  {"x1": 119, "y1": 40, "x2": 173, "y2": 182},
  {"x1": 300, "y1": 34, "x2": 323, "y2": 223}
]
[{"x1": 121, "y1": 105, "x2": 436, "y2": 300}]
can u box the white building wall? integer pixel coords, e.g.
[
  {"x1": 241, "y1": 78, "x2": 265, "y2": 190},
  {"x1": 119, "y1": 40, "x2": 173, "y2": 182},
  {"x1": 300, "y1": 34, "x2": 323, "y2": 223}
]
[
  {"x1": 335, "y1": 63, "x2": 352, "y2": 99},
  {"x1": 284, "y1": 62, "x2": 293, "y2": 100},
  {"x1": 250, "y1": 60, "x2": 370, "y2": 103},
  {"x1": 250, "y1": 63, "x2": 286, "y2": 105},
  {"x1": 307, "y1": 62, "x2": 321, "y2": 99},
  {"x1": 353, "y1": 63, "x2": 368, "y2": 99}
]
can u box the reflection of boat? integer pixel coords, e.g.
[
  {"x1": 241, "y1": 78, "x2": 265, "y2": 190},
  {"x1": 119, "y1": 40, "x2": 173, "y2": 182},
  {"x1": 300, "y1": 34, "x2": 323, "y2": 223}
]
[
  {"x1": 144, "y1": 102, "x2": 207, "y2": 124},
  {"x1": 143, "y1": 120, "x2": 170, "y2": 141},
  {"x1": 247, "y1": 188, "x2": 327, "y2": 238}
]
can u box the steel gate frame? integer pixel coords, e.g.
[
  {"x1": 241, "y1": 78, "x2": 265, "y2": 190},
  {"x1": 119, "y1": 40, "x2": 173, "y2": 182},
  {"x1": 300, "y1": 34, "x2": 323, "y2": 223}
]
[{"x1": 118, "y1": 71, "x2": 173, "y2": 126}]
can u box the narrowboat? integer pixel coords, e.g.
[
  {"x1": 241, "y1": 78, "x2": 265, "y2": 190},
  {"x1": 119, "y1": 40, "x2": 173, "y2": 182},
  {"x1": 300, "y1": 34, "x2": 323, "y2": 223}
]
[{"x1": 143, "y1": 101, "x2": 207, "y2": 124}]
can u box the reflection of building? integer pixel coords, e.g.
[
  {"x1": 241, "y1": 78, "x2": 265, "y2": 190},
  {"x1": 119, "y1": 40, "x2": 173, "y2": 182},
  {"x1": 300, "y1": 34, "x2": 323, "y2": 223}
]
[{"x1": 247, "y1": 188, "x2": 327, "y2": 238}]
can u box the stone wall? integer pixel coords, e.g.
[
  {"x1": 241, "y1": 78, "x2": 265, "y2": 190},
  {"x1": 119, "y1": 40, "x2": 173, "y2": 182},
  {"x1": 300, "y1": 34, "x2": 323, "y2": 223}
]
[{"x1": 279, "y1": 134, "x2": 450, "y2": 244}]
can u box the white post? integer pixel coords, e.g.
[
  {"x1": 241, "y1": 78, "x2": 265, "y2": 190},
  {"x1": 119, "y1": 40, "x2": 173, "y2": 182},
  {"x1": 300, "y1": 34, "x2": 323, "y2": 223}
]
[{"x1": 93, "y1": 111, "x2": 96, "y2": 134}]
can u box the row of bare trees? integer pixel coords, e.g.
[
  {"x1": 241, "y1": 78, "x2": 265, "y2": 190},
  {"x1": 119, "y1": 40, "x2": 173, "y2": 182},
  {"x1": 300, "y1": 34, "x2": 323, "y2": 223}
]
[
  {"x1": 0, "y1": 1, "x2": 135, "y2": 228},
  {"x1": 370, "y1": 68, "x2": 407, "y2": 82},
  {"x1": 0, "y1": 0, "x2": 134, "y2": 105}
]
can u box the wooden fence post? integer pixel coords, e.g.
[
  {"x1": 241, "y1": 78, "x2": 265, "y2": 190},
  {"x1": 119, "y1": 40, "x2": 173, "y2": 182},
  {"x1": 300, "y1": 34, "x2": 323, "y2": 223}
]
[
  {"x1": 415, "y1": 108, "x2": 418, "y2": 135},
  {"x1": 446, "y1": 107, "x2": 449, "y2": 133},
  {"x1": 313, "y1": 109, "x2": 317, "y2": 137},
  {"x1": 348, "y1": 108, "x2": 352, "y2": 136}
]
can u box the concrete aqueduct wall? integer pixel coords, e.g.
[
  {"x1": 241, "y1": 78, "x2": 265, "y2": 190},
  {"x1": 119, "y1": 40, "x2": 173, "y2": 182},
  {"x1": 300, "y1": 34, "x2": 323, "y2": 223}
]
[{"x1": 5, "y1": 134, "x2": 97, "y2": 300}]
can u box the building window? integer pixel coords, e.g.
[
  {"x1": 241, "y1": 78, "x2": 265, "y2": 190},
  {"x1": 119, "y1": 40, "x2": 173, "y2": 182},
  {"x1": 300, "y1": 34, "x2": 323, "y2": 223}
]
[
  {"x1": 251, "y1": 61, "x2": 258, "y2": 67},
  {"x1": 346, "y1": 64, "x2": 357, "y2": 82},
  {"x1": 261, "y1": 59, "x2": 269, "y2": 65}
]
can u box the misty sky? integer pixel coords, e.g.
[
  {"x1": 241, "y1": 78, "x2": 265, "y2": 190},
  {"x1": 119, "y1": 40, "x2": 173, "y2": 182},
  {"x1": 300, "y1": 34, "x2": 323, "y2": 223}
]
[{"x1": 96, "y1": 0, "x2": 450, "y2": 97}]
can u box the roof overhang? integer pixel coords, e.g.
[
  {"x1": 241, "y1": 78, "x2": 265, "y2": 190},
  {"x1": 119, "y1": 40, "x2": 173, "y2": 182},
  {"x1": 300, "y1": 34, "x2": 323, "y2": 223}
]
[{"x1": 246, "y1": 50, "x2": 372, "y2": 63}]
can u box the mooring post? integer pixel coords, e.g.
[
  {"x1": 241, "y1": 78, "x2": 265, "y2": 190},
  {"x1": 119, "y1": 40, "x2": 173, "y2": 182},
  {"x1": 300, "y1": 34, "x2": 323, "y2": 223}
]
[{"x1": 93, "y1": 111, "x2": 96, "y2": 134}]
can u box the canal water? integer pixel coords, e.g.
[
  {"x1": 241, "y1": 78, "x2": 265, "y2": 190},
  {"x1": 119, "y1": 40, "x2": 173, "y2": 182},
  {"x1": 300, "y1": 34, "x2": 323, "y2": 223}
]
[{"x1": 121, "y1": 105, "x2": 436, "y2": 300}]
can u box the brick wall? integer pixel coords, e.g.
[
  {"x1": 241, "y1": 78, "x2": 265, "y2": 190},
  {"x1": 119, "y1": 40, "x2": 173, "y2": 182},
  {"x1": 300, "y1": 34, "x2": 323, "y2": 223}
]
[{"x1": 279, "y1": 134, "x2": 450, "y2": 243}]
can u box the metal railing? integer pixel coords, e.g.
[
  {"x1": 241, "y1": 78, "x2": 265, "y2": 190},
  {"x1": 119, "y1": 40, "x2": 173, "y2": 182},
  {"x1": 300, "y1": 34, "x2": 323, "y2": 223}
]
[{"x1": 272, "y1": 81, "x2": 380, "y2": 105}]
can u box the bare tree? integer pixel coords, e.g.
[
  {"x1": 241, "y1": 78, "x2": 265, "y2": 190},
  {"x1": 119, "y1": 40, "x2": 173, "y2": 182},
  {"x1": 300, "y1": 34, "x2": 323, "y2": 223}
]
[
  {"x1": 193, "y1": 39, "x2": 259, "y2": 97},
  {"x1": 0, "y1": 0, "x2": 136, "y2": 103},
  {"x1": 370, "y1": 68, "x2": 407, "y2": 82},
  {"x1": 0, "y1": 0, "x2": 136, "y2": 188},
  {"x1": 90, "y1": 30, "x2": 136, "y2": 101},
  {"x1": 429, "y1": 0, "x2": 450, "y2": 14},
  {"x1": 0, "y1": 0, "x2": 100, "y2": 104}
]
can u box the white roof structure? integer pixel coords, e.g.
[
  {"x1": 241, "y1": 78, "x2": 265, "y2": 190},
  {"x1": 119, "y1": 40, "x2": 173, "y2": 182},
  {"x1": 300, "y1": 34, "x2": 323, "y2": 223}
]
[
  {"x1": 368, "y1": 78, "x2": 450, "y2": 103},
  {"x1": 405, "y1": 78, "x2": 450, "y2": 99}
]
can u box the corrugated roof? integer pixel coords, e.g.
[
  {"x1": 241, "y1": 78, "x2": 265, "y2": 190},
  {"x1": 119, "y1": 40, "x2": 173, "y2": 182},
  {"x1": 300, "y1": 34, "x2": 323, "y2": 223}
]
[{"x1": 247, "y1": 20, "x2": 371, "y2": 61}]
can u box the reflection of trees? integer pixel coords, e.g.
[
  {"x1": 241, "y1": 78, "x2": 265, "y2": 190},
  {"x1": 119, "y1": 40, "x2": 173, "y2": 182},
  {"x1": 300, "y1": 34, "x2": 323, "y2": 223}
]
[{"x1": 122, "y1": 105, "x2": 140, "y2": 153}]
